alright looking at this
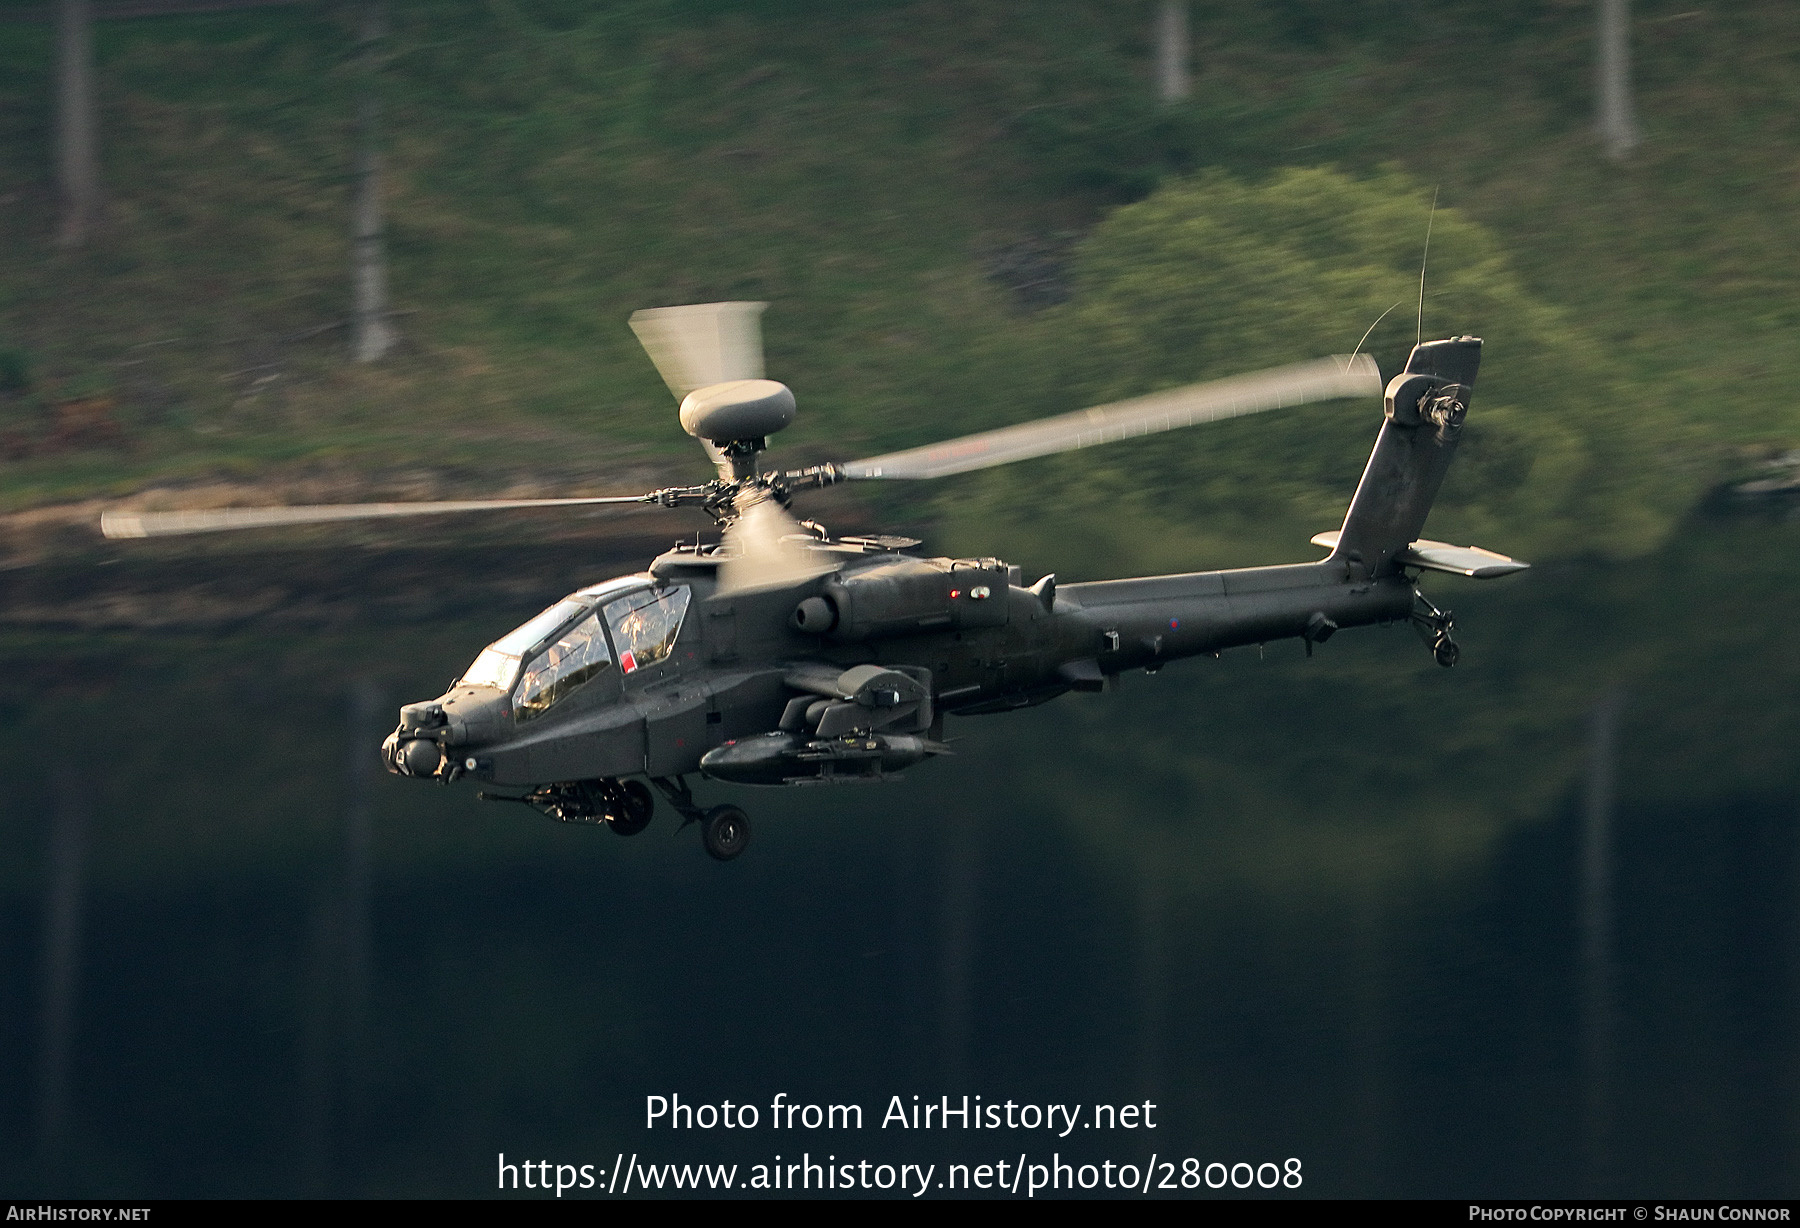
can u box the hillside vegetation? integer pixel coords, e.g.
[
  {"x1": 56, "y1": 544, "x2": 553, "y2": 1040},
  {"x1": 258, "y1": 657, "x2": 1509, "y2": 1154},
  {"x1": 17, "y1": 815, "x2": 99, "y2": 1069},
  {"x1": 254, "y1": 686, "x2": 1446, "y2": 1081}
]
[{"x1": 0, "y1": 0, "x2": 1796, "y2": 573}]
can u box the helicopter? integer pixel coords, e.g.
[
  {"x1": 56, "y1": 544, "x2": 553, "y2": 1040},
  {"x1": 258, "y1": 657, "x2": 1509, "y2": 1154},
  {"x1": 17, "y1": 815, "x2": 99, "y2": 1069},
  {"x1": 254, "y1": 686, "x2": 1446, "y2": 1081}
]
[{"x1": 101, "y1": 302, "x2": 1527, "y2": 860}]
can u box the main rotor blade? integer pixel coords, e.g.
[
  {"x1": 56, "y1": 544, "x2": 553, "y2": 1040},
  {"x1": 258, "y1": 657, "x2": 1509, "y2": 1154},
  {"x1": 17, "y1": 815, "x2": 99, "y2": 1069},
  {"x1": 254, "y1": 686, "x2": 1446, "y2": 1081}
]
[
  {"x1": 101, "y1": 495, "x2": 654, "y2": 539},
  {"x1": 716, "y1": 494, "x2": 837, "y2": 596},
  {"x1": 628, "y1": 302, "x2": 768, "y2": 398},
  {"x1": 836, "y1": 354, "x2": 1381, "y2": 481}
]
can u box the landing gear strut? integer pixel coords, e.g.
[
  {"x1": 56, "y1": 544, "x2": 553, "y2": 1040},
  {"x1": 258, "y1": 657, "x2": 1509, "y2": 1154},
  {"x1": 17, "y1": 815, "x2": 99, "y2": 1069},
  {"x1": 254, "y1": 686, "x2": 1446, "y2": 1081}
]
[
  {"x1": 650, "y1": 775, "x2": 706, "y2": 823},
  {"x1": 652, "y1": 777, "x2": 753, "y2": 860},
  {"x1": 1411, "y1": 590, "x2": 1460, "y2": 668}
]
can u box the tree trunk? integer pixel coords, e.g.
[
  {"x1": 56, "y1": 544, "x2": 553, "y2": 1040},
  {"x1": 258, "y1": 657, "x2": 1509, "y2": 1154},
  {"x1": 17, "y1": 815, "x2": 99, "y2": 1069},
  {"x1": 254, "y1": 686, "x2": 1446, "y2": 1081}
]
[
  {"x1": 54, "y1": 0, "x2": 102, "y2": 248},
  {"x1": 1154, "y1": 0, "x2": 1189, "y2": 105},
  {"x1": 351, "y1": 0, "x2": 394, "y2": 363},
  {"x1": 1595, "y1": 0, "x2": 1642, "y2": 161}
]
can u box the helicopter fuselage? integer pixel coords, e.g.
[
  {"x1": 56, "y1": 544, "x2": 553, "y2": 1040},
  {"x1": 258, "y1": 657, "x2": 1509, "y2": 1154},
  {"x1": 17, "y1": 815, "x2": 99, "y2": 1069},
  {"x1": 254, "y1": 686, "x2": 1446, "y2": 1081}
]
[{"x1": 381, "y1": 535, "x2": 1417, "y2": 800}]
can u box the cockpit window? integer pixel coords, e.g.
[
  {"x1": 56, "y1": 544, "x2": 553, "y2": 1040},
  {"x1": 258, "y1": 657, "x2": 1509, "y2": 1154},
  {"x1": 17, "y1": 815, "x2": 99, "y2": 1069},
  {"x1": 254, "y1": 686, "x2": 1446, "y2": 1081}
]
[
  {"x1": 459, "y1": 597, "x2": 589, "y2": 692},
  {"x1": 605, "y1": 585, "x2": 691, "y2": 675},
  {"x1": 459, "y1": 578, "x2": 655, "y2": 696},
  {"x1": 461, "y1": 646, "x2": 522, "y2": 691},
  {"x1": 513, "y1": 610, "x2": 613, "y2": 721},
  {"x1": 492, "y1": 598, "x2": 589, "y2": 656}
]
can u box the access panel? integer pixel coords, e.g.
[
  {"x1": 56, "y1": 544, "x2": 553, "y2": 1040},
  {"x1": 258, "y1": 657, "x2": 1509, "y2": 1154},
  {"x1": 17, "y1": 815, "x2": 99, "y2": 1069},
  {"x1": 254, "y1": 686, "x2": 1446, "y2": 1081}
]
[{"x1": 641, "y1": 683, "x2": 712, "y2": 776}]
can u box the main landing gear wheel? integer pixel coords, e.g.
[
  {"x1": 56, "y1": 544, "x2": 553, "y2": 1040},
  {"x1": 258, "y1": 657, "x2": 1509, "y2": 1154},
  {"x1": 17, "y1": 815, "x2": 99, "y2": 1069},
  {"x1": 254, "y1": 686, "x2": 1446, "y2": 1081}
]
[
  {"x1": 607, "y1": 779, "x2": 655, "y2": 836},
  {"x1": 1412, "y1": 591, "x2": 1460, "y2": 669},
  {"x1": 701, "y1": 804, "x2": 751, "y2": 861}
]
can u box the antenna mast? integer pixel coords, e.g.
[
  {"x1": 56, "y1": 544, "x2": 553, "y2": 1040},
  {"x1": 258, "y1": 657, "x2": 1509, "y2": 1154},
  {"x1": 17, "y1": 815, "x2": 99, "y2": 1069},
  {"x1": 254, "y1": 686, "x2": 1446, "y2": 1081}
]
[{"x1": 1417, "y1": 187, "x2": 1439, "y2": 349}]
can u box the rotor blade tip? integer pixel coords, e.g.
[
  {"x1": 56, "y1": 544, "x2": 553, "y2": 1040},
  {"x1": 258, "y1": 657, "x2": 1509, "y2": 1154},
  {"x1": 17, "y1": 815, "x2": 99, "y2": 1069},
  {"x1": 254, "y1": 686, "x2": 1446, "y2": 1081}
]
[{"x1": 100, "y1": 514, "x2": 147, "y2": 539}]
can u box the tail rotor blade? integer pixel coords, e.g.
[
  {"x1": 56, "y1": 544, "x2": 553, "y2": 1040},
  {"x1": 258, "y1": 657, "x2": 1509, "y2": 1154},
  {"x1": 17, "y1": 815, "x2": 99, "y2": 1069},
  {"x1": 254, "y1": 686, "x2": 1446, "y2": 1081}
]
[
  {"x1": 837, "y1": 354, "x2": 1381, "y2": 480},
  {"x1": 628, "y1": 302, "x2": 769, "y2": 398},
  {"x1": 100, "y1": 495, "x2": 654, "y2": 539}
]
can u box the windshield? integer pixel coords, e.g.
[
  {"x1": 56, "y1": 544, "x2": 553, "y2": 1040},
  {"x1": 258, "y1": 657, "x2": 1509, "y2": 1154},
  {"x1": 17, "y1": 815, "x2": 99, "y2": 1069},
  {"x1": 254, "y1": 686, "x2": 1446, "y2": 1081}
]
[
  {"x1": 461, "y1": 646, "x2": 523, "y2": 691},
  {"x1": 513, "y1": 610, "x2": 613, "y2": 721},
  {"x1": 458, "y1": 597, "x2": 591, "y2": 692},
  {"x1": 605, "y1": 586, "x2": 691, "y2": 675},
  {"x1": 492, "y1": 599, "x2": 589, "y2": 656}
]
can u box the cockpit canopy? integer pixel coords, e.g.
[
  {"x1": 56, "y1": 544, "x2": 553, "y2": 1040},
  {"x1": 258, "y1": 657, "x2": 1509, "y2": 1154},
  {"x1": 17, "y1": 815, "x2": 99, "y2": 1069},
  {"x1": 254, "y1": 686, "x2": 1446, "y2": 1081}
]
[{"x1": 460, "y1": 577, "x2": 693, "y2": 721}]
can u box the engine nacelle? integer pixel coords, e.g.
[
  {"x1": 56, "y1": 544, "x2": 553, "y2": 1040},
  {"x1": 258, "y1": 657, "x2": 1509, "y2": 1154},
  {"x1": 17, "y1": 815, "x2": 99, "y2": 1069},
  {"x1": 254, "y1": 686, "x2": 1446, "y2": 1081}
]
[
  {"x1": 789, "y1": 595, "x2": 837, "y2": 633},
  {"x1": 805, "y1": 556, "x2": 1011, "y2": 641}
]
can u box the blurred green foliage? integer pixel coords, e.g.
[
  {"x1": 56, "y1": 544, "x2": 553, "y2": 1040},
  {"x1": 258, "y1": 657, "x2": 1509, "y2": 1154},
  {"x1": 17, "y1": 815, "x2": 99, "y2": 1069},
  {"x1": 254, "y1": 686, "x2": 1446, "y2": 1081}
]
[
  {"x1": 938, "y1": 167, "x2": 1697, "y2": 575},
  {"x1": 0, "y1": 349, "x2": 28, "y2": 397}
]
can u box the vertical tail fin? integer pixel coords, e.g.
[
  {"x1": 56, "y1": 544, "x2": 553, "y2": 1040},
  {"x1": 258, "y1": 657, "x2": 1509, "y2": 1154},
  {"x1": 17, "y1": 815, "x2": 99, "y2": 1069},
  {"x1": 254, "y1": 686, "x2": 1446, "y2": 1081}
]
[{"x1": 1329, "y1": 336, "x2": 1481, "y2": 577}]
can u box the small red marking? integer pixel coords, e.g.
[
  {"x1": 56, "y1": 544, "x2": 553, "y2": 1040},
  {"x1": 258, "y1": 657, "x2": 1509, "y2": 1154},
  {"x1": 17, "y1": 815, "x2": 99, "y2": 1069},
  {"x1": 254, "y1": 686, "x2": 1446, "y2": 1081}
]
[{"x1": 950, "y1": 589, "x2": 961, "y2": 599}]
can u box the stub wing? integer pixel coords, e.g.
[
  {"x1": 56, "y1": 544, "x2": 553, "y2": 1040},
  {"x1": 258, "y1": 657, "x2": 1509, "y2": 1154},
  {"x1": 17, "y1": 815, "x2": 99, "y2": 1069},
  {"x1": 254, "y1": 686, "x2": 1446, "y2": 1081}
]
[{"x1": 1311, "y1": 531, "x2": 1529, "y2": 579}]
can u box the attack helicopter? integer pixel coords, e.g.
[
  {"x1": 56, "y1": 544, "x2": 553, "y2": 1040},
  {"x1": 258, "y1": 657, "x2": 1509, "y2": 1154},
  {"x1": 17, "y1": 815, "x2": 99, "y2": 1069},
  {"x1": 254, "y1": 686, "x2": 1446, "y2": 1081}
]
[{"x1": 101, "y1": 302, "x2": 1527, "y2": 860}]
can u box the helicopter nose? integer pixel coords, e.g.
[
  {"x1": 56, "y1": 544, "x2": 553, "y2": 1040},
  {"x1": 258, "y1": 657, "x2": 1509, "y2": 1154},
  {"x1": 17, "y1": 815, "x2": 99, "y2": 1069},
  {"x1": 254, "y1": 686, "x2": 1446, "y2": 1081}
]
[
  {"x1": 399, "y1": 737, "x2": 444, "y2": 776},
  {"x1": 424, "y1": 687, "x2": 511, "y2": 749},
  {"x1": 385, "y1": 689, "x2": 508, "y2": 780},
  {"x1": 383, "y1": 729, "x2": 446, "y2": 778},
  {"x1": 399, "y1": 700, "x2": 447, "y2": 734}
]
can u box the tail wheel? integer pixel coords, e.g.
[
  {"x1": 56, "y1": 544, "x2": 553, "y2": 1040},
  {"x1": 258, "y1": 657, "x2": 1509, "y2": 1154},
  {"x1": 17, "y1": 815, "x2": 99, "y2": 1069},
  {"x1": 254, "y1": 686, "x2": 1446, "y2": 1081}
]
[
  {"x1": 701, "y1": 804, "x2": 751, "y2": 861},
  {"x1": 1433, "y1": 636, "x2": 1460, "y2": 668},
  {"x1": 606, "y1": 779, "x2": 655, "y2": 836}
]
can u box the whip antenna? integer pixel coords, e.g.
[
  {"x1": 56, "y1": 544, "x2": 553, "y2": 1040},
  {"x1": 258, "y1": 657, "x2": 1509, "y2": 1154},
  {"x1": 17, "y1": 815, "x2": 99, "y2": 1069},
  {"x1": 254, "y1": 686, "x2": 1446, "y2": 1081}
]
[
  {"x1": 1349, "y1": 301, "x2": 1404, "y2": 369},
  {"x1": 1417, "y1": 186, "x2": 1439, "y2": 348}
]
